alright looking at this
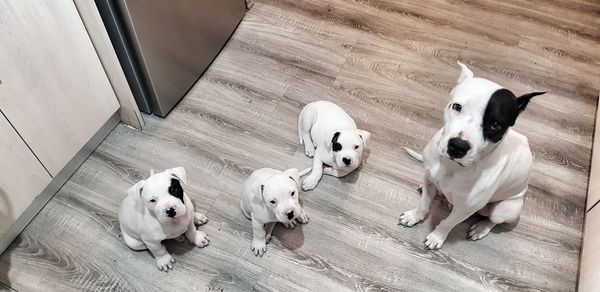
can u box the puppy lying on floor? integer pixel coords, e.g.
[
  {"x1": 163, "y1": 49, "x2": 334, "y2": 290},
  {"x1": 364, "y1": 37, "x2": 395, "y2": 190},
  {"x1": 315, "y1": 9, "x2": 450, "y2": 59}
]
[
  {"x1": 399, "y1": 62, "x2": 545, "y2": 250},
  {"x1": 241, "y1": 168, "x2": 309, "y2": 257},
  {"x1": 119, "y1": 167, "x2": 210, "y2": 271},
  {"x1": 298, "y1": 101, "x2": 371, "y2": 191}
]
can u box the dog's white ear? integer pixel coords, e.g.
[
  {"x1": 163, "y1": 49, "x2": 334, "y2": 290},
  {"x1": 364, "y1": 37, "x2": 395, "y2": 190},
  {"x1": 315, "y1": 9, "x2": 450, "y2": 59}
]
[
  {"x1": 357, "y1": 130, "x2": 371, "y2": 148},
  {"x1": 259, "y1": 183, "x2": 266, "y2": 201},
  {"x1": 149, "y1": 169, "x2": 155, "y2": 176},
  {"x1": 166, "y1": 167, "x2": 187, "y2": 184},
  {"x1": 457, "y1": 61, "x2": 474, "y2": 83},
  {"x1": 128, "y1": 180, "x2": 146, "y2": 198},
  {"x1": 284, "y1": 168, "x2": 300, "y2": 186}
]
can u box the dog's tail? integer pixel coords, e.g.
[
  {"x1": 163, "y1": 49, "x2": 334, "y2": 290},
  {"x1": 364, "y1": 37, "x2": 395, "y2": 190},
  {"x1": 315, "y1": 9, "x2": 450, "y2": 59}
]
[
  {"x1": 299, "y1": 167, "x2": 312, "y2": 176},
  {"x1": 403, "y1": 147, "x2": 423, "y2": 162},
  {"x1": 298, "y1": 120, "x2": 303, "y2": 146}
]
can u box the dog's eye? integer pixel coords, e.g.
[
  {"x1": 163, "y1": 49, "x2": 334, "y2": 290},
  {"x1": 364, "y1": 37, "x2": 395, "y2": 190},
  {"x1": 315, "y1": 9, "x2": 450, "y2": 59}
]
[
  {"x1": 354, "y1": 145, "x2": 359, "y2": 150},
  {"x1": 150, "y1": 199, "x2": 156, "y2": 203},
  {"x1": 451, "y1": 103, "x2": 462, "y2": 112},
  {"x1": 270, "y1": 200, "x2": 276, "y2": 205},
  {"x1": 491, "y1": 121, "x2": 501, "y2": 130},
  {"x1": 291, "y1": 191, "x2": 295, "y2": 197}
]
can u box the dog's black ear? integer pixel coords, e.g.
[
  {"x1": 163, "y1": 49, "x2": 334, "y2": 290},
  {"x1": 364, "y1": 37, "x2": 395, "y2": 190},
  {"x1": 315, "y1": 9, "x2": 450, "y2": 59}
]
[
  {"x1": 516, "y1": 91, "x2": 546, "y2": 113},
  {"x1": 331, "y1": 132, "x2": 342, "y2": 152}
]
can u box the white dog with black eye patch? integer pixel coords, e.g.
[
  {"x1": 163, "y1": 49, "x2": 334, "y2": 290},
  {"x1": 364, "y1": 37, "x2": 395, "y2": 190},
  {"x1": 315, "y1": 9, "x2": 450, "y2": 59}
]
[
  {"x1": 399, "y1": 62, "x2": 546, "y2": 250},
  {"x1": 298, "y1": 101, "x2": 371, "y2": 190},
  {"x1": 241, "y1": 168, "x2": 309, "y2": 257},
  {"x1": 119, "y1": 167, "x2": 210, "y2": 271}
]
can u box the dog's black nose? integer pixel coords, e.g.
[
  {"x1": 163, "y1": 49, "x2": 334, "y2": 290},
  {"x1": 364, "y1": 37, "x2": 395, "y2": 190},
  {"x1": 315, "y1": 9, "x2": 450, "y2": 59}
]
[
  {"x1": 447, "y1": 137, "x2": 471, "y2": 159},
  {"x1": 166, "y1": 207, "x2": 176, "y2": 218},
  {"x1": 287, "y1": 211, "x2": 294, "y2": 220},
  {"x1": 343, "y1": 157, "x2": 352, "y2": 166}
]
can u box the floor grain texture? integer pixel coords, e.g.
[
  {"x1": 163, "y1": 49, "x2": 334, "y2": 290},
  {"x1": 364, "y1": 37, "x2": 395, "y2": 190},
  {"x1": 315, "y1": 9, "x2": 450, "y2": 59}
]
[{"x1": 1, "y1": 0, "x2": 598, "y2": 291}]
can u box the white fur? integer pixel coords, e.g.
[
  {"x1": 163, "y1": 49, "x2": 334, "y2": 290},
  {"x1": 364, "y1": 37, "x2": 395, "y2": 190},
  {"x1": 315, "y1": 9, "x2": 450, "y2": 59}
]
[
  {"x1": 399, "y1": 62, "x2": 533, "y2": 250},
  {"x1": 298, "y1": 101, "x2": 371, "y2": 190},
  {"x1": 119, "y1": 167, "x2": 209, "y2": 271},
  {"x1": 241, "y1": 168, "x2": 309, "y2": 257}
]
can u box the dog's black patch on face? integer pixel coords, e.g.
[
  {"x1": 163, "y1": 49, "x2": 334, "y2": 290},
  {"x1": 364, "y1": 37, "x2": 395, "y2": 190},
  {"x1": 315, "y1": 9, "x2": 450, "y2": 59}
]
[
  {"x1": 168, "y1": 178, "x2": 184, "y2": 203},
  {"x1": 483, "y1": 89, "x2": 545, "y2": 143},
  {"x1": 332, "y1": 132, "x2": 342, "y2": 152}
]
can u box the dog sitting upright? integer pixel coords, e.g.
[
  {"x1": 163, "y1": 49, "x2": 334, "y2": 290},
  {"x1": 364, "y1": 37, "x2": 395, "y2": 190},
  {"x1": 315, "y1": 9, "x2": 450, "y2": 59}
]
[
  {"x1": 399, "y1": 62, "x2": 546, "y2": 250},
  {"x1": 298, "y1": 101, "x2": 371, "y2": 190},
  {"x1": 241, "y1": 168, "x2": 309, "y2": 257},
  {"x1": 119, "y1": 167, "x2": 210, "y2": 271}
]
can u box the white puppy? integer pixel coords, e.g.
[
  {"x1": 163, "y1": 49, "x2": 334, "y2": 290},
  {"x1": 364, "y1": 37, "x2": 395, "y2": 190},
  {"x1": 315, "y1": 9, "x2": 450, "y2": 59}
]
[
  {"x1": 399, "y1": 62, "x2": 546, "y2": 250},
  {"x1": 119, "y1": 167, "x2": 210, "y2": 271},
  {"x1": 298, "y1": 101, "x2": 371, "y2": 190},
  {"x1": 241, "y1": 168, "x2": 309, "y2": 257}
]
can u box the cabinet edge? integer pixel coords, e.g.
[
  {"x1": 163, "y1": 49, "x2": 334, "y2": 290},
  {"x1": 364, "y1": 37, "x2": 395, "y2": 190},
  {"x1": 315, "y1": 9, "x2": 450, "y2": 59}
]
[{"x1": 0, "y1": 112, "x2": 120, "y2": 254}]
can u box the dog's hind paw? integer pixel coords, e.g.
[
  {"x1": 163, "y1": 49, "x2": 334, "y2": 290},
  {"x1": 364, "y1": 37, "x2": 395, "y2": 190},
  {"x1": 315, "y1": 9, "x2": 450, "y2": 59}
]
[
  {"x1": 194, "y1": 212, "x2": 208, "y2": 225},
  {"x1": 301, "y1": 175, "x2": 319, "y2": 191},
  {"x1": 468, "y1": 219, "x2": 496, "y2": 241}
]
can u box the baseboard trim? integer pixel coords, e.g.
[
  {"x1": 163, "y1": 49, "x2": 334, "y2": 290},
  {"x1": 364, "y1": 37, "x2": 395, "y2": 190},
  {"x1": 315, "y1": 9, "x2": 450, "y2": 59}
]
[{"x1": 0, "y1": 112, "x2": 120, "y2": 254}]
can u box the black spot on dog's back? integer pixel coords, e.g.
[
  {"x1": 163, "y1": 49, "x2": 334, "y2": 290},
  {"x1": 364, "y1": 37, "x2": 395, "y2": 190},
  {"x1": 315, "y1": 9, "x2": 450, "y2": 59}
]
[
  {"x1": 169, "y1": 178, "x2": 184, "y2": 203},
  {"x1": 332, "y1": 132, "x2": 342, "y2": 152},
  {"x1": 483, "y1": 89, "x2": 545, "y2": 143}
]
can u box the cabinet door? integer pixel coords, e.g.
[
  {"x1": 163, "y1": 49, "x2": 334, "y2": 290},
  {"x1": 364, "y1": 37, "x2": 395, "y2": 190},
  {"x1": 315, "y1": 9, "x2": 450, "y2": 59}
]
[
  {"x1": 579, "y1": 206, "x2": 600, "y2": 291},
  {"x1": 0, "y1": 114, "x2": 52, "y2": 235},
  {"x1": 0, "y1": 0, "x2": 120, "y2": 176}
]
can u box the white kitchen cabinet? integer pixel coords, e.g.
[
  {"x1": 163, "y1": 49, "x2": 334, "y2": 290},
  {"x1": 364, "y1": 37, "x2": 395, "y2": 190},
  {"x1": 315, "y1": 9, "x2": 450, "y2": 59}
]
[
  {"x1": 0, "y1": 0, "x2": 120, "y2": 176},
  {"x1": 0, "y1": 114, "x2": 52, "y2": 235},
  {"x1": 0, "y1": 0, "x2": 122, "y2": 252}
]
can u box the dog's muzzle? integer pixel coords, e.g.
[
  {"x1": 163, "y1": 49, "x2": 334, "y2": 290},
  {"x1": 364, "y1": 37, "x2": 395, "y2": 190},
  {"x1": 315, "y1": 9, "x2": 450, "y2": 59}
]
[
  {"x1": 447, "y1": 137, "x2": 471, "y2": 159},
  {"x1": 166, "y1": 207, "x2": 177, "y2": 218},
  {"x1": 286, "y1": 210, "x2": 295, "y2": 220}
]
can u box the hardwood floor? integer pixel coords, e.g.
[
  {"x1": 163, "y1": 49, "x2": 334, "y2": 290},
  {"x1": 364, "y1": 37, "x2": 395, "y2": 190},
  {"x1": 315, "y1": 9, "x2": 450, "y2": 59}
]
[{"x1": 1, "y1": 0, "x2": 598, "y2": 290}]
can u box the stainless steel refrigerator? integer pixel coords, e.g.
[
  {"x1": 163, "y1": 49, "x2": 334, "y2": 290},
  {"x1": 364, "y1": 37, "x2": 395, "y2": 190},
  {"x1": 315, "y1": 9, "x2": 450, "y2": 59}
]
[{"x1": 97, "y1": 0, "x2": 246, "y2": 117}]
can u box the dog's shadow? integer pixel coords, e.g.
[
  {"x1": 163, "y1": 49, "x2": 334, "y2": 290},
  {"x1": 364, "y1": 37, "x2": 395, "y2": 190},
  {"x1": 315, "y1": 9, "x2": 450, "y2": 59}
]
[{"x1": 270, "y1": 223, "x2": 305, "y2": 251}]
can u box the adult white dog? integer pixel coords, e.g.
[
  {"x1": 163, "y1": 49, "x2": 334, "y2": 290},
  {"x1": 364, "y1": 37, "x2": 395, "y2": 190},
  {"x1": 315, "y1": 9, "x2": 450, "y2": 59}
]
[
  {"x1": 119, "y1": 167, "x2": 210, "y2": 271},
  {"x1": 298, "y1": 101, "x2": 371, "y2": 190},
  {"x1": 399, "y1": 62, "x2": 545, "y2": 250},
  {"x1": 241, "y1": 168, "x2": 309, "y2": 257}
]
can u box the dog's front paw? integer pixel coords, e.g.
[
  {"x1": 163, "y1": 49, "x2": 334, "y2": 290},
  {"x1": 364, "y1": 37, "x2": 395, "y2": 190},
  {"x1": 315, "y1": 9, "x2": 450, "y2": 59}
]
[
  {"x1": 194, "y1": 212, "x2": 208, "y2": 225},
  {"x1": 193, "y1": 231, "x2": 210, "y2": 248},
  {"x1": 305, "y1": 145, "x2": 315, "y2": 158},
  {"x1": 398, "y1": 209, "x2": 424, "y2": 227},
  {"x1": 424, "y1": 231, "x2": 447, "y2": 250},
  {"x1": 302, "y1": 175, "x2": 319, "y2": 191},
  {"x1": 283, "y1": 220, "x2": 298, "y2": 229},
  {"x1": 297, "y1": 209, "x2": 309, "y2": 224},
  {"x1": 156, "y1": 254, "x2": 175, "y2": 272},
  {"x1": 251, "y1": 239, "x2": 267, "y2": 257}
]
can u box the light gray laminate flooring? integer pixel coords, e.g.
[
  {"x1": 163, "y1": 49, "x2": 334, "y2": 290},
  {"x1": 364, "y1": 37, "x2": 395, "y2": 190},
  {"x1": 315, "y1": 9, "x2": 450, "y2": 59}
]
[{"x1": 1, "y1": 0, "x2": 598, "y2": 290}]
